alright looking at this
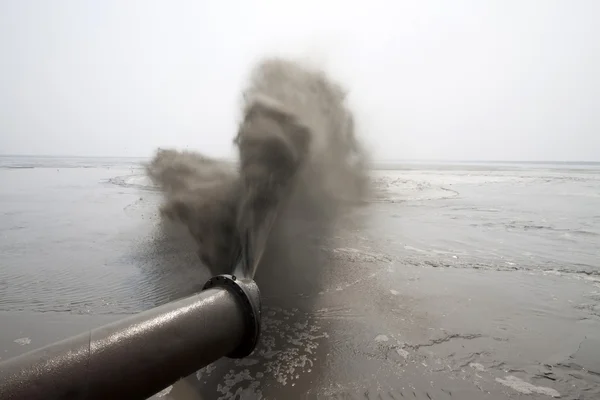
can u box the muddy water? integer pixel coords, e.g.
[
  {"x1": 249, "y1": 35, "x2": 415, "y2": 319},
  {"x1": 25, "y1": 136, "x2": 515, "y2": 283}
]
[{"x1": 1, "y1": 156, "x2": 599, "y2": 399}]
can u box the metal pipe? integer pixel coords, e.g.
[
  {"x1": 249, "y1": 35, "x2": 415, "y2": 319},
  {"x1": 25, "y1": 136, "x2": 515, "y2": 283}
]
[{"x1": 0, "y1": 275, "x2": 261, "y2": 400}]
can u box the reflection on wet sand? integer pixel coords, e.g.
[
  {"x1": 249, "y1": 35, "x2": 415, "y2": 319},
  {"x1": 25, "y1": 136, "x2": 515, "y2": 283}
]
[
  {"x1": 2, "y1": 159, "x2": 600, "y2": 399},
  {"x1": 149, "y1": 180, "x2": 600, "y2": 399}
]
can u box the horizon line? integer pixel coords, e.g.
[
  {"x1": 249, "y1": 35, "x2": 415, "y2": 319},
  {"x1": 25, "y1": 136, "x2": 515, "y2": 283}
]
[{"x1": 0, "y1": 154, "x2": 598, "y2": 164}]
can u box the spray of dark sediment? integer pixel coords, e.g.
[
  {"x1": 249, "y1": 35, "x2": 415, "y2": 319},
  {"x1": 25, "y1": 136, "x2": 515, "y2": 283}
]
[{"x1": 145, "y1": 57, "x2": 371, "y2": 292}]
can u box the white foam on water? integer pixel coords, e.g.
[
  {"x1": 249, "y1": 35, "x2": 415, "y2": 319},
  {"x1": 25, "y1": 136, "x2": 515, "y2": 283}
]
[
  {"x1": 155, "y1": 386, "x2": 172, "y2": 397},
  {"x1": 374, "y1": 334, "x2": 389, "y2": 342},
  {"x1": 396, "y1": 348, "x2": 409, "y2": 359},
  {"x1": 125, "y1": 174, "x2": 154, "y2": 188},
  {"x1": 495, "y1": 375, "x2": 560, "y2": 397},
  {"x1": 196, "y1": 364, "x2": 217, "y2": 381},
  {"x1": 201, "y1": 307, "x2": 328, "y2": 398},
  {"x1": 469, "y1": 362, "x2": 485, "y2": 372},
  {"x1": 13, "y1": 337, "x2": 31, "y2": 346}
]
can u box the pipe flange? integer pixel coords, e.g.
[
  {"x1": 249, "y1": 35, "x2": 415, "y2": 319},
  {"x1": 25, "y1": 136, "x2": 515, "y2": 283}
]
[{"x1": 203, "y1": 274, "x2": 261, "y2": 358}]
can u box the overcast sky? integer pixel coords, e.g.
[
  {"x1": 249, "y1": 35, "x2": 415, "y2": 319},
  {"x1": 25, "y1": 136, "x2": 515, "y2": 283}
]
[{"x1": 1, "y1": 1, "x2": 599, "y2": 161}]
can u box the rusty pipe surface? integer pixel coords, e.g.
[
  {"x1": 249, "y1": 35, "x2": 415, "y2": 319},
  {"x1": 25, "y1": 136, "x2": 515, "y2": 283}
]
[{"x1": 0, "y1": 275, "x2": 261, "y2": 400}]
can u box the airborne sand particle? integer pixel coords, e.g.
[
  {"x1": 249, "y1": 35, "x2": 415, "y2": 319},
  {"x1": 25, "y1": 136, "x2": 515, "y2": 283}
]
[{"x1": 145, "y1": 57, "x2": 371, "y2": 283}]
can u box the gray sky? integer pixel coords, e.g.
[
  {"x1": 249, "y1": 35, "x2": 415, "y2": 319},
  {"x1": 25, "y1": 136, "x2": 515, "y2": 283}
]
[{"x1": 1, "y1": 1, "x2": 599, "y2": 161}]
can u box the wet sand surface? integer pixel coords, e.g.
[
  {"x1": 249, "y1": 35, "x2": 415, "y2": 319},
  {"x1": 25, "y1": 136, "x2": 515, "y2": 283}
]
[{"x1": 1, "y1": 156, "x2": 600, "y2": 399}]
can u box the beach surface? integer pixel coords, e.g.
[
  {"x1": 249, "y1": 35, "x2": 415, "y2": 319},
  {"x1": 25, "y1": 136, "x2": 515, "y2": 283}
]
[{"x1": 1, "y1": 156, "x2": 599, "y2": 399}]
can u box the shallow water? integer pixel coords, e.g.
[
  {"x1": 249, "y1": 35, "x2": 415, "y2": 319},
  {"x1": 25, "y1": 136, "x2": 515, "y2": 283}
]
[
  {"x1": 0, "y1": 157, "x2": 205, "y2": 316},
  {"x1": 370, "y1": 165, "x2": 600, "y2": 275},
  {"x1": 1, "y1": 156, "x2": 599, "y2": 399}
]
